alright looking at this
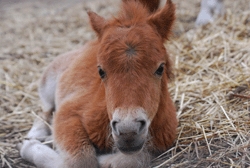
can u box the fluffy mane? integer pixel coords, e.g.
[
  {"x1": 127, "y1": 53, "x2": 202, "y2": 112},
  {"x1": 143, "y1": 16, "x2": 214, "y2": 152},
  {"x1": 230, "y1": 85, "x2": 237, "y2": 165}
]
[{"x1": 110, "y1": 1, "x2": 151, "y2": 27}]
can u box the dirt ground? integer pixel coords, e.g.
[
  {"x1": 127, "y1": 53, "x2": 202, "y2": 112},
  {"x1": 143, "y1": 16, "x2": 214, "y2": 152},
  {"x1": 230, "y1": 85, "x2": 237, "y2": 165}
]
[{"x1": 0, "y1": 0, "x2": 250, "y2": 167}]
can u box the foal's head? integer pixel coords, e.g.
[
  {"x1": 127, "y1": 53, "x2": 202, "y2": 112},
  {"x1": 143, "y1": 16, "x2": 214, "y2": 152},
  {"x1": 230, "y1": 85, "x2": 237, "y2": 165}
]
[{"x1": 88, "y1": 0, "x2": 175, "y2": 154}]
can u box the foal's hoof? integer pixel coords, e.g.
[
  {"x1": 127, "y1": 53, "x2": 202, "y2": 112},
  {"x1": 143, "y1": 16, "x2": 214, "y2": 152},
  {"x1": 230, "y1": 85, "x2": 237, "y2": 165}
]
[
  {"x1": 16, "y1": 139, "x2": 35, "y2": 152},
  {"x1": 18, "y1": 139, "x2": 41, "y2": 162}
]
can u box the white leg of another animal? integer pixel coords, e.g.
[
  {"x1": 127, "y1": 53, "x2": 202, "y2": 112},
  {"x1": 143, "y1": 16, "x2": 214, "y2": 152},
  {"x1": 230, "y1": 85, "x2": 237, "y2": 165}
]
[
  {"x1": 195, "y1": 0, "x2": 224, "y2": 26},
  {"x1": 19, "y1": 139, "x2": 62, "y2": 168},
  {"x1": 98, "y1": 151, "x2": 151, "y2": 168},
  {"x1": 213, "y1": 0, "x2": 224, "y2": 16}
]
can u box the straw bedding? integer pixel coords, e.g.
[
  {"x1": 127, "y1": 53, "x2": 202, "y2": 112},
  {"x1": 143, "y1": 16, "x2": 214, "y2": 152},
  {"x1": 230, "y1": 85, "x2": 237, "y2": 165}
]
[{"x1": 0, "y1": 0, "x2": 249, "y2": 167}]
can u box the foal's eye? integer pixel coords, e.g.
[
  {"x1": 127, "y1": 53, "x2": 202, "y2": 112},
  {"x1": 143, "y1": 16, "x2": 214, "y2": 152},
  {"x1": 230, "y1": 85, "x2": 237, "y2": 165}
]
[
  {"x1": 98, "y1": 66, "x2": 106, "y2": 79},
  {"x1": 155, "y1": 64, "x2": 164, "y2": 76}
]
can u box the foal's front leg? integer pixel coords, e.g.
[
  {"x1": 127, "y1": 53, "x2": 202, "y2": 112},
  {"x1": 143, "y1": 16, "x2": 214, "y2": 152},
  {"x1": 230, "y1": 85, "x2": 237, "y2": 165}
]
[{"x1": 54, "y1": 104, "x2": 99, "y2": 168}]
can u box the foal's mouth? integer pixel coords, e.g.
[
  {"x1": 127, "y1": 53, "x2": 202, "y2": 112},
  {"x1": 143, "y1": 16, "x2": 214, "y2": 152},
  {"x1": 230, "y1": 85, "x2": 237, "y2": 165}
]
[
  {"x1": 113, "y1": 132, "x2": 146, "y2": 155},
  {"x1": 116, "y1": 141, "x2": 145, "y2": 154}
]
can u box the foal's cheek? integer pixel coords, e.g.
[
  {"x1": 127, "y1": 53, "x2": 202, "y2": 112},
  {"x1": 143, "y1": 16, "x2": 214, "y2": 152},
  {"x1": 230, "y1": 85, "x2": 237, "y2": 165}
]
[
  {"x1": 105, "y1": 102, "x2": 115, "y2": 121},
  {"x1": 145, "y1": 89, "x2": 161, "y2": 119}
]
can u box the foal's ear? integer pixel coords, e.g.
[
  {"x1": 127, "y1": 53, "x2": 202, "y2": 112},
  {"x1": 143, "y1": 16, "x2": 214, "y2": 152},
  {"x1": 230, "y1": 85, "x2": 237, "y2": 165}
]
[
  {"x1": 147, "y1": 0, "x2": 175, "y2": 40},
  {"x1": 87, "y1": 11, "x2": 106, "y2": 37}
]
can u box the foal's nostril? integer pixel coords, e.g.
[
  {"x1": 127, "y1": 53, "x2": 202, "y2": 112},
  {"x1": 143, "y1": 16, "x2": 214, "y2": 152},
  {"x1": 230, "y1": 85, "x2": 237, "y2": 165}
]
[
  {"x1": 138, "y1": 119, "x2": 147, "y2": 133},
  {"x1": 111, "y1": 120, "x2": 119, "y2": 135},
  {"x1": 111, "y1": 118, "x2": 148, "y2": 136}
]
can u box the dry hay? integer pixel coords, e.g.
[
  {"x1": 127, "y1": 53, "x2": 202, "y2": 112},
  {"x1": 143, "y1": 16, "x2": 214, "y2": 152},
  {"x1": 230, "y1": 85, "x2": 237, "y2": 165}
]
[{"x1": 0, "y1": 0, "x2": 250, "y2": 167}]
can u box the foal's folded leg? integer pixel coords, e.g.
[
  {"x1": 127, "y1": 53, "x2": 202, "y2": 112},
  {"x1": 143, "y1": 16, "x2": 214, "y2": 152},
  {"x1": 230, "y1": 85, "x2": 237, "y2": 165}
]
[
  {"x1": 54, "y1": 104, "x2": 100, "y2": 168},
  {"x1": 19, "y1": 139, "x2": 62, "y2": 168},
  {"x1": 26, "y1": 111, "x2": 52, "y2": 141},
  {"x1": 17, "y1": 110, "x2": 60, "y2": 168}
]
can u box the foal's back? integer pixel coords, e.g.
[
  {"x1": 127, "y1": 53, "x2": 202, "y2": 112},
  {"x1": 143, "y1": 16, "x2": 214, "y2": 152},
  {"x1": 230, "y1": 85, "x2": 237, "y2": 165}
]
[{"x1": 39, "y1": 41, "x2": 99, "y2": 112}]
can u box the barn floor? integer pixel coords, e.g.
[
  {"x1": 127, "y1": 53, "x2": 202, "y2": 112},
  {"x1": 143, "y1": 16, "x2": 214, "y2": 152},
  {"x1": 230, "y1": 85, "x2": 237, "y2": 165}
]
[{"x1": 0, "y1": 0, "x2": 250, "y2": 167}]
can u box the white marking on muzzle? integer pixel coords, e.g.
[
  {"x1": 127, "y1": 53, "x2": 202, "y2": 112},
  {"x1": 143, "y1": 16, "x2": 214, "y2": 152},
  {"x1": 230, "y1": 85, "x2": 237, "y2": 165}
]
[{"x1": 111, "y1": 107, "x2": 151, "y2": 137}]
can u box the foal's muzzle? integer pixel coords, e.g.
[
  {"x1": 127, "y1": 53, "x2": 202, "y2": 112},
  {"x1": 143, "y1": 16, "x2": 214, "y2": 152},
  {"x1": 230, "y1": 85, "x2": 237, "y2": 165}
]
[{"x1": 111, "y1": 108, "x2": 150, "y2": 154}]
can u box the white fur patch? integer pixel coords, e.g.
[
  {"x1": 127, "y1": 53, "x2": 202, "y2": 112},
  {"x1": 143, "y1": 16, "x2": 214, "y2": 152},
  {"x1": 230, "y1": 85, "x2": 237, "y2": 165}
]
[{"x1": 19, "y1": 140, "x2": 62, "y2": 168}]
